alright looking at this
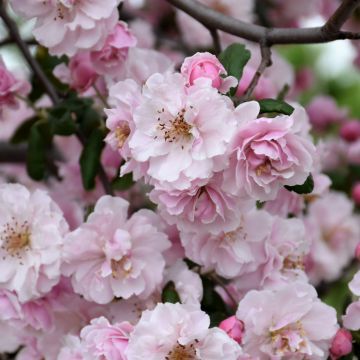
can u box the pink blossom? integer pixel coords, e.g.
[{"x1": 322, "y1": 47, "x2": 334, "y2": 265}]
[
  {"x1": 125, "y1": 303, "x2": 244, "y2": 360},
  {"x1": 306, "y1": 96, "x2": 347, "y2": 132},
  {"x1": 181, "y1": 52, "x2": 237, "y2": 93},
  {"x1": 224, "y1": 102, "x2": 316, "y2": 201},
  {"x1": 348, "y1": 139, "x2": 360, "y2": 165},
  {"x1": 0, "y1": 58, "x2": 30, "y2": 112},
  {"x1": 305, "y1": 191, "x2": 360, "y2": 284},
  {"x1": 236, "y1": 282, "x2": 338, "y2": 359},
  {"x1": 127, "y1": 73, "x2": 236, "y2": 189},
  {"x1": 91, "y1": 21, "x2": 137, "y2": 76},
  {"x1": 80, "y1": 316, "x2": 133, "y2": 360},
  {"x1": 150, "y1": 172, "x2": 254, "y2": 235},
  {"x1": 340, "y1": 120, "x2": 360, "y2": 142},
  {"x1": 0, "y1": 183, "x2": 68, "y2": 302},
  {"x1": 57, "y1": 335, "x2": 84, "y2": 360},
  {"x1": 62, "y1": 196, "x2": 170, "y2": 304},
  {"x1": 219, "y1": 316, "x2": 244, "y2": 344},
  {"x1": 54, "y1": 52, "x2": 98, "y2": 92},
  {"x1": 329, "y1": 329, "x2": 352, "y2": 359},
  {"x1": 352, "y1": 182, "x2": 360, "y2": 205},
  {"x1": 343, "y1": 271, "x2": 360, "y2": 330},
  {"x1": 10, "y1": 0, "x2": 121, "y2": 56}
]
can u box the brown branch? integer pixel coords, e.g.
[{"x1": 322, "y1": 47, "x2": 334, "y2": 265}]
[
  {"x1": 0, "y1": 37, "x2": 37, "y2": 47},
  {"x1": 166, "y1": 0, "x2": 360, "y2": 45},
  {"x1": 243, "y1": 42, "x2": 272, "y2": 100},
  {"x1": 209, "y1": 28, "x2": 221, "y2": 54}
]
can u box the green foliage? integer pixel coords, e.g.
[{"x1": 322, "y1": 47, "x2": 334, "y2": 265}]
[
  {"x1": 161, "y1": 281, "x2": 181, "y2": 304},
  {"x1": 26, "y1": 120, "x2": 52, "y2": 181},
  {"x1": 285, "y1": 174, "x2": 314, "y2": 194},
  {"x1": 219, "y1": 43, "x2": 251, "y2": 95},
  {"x1": 10, "y1": 116, "x2": 39, "y2": 144},
  {"x1": 80, "y1": 127, "x2": 106, "y2": 190},
  {"x1": 112, "y1": 172, "x2": 134, "y2": 191},
  {"x1": 258, "y1": 98, "x2": 294, "y2": 116}
]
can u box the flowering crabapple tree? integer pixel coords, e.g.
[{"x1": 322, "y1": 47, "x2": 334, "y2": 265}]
[{"x1": 1, "y1": 0, "x2": 360, "y2": 359}]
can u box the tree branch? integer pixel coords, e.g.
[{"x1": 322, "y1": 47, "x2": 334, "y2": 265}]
[
  {"x1": 208, "y1": 28, "x2": 221, "y2": 54},
  {"x1": 166, "y1": 0, "x2": 360, "y2": 45},
  {"x1": 243, "y1": 43, "x2": 272, "y2": 100}
]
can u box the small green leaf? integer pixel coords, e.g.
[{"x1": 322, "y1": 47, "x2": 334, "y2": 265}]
[
  {"x1": 49, "y1": 108, "x2": 77, "y2": 136},
  {"x1": 219, "y1": 43, "x2": 251, "y2": 81},
  {"x1": 80, "y1": 128, "x2": 105, "y2": 190},
  {"x1": 79, "y1": 107, "x2": 102, "y2": 137},
  {"x1": 258, "y1": 98, "x2": 294, "y2": 115},
  {"x1": 161, "y1": 281, "x2": 181, "y2": 304},
  {"x1": 112, "y1": 173, "x2": 134, "y2": 191},
  {"x1": 285, "y1": 174, "x2": 314, "y2": 194},
  {"x1": 26, "y1": 121, "x2": 52, "y2": 180},
  {"x1": 10, "y1": 116, "x2": 39, "y2": 144}
]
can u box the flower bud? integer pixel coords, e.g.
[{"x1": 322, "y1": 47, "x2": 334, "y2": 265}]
[
  {"x1": 219, "y1": 316, "x2": 244, "y2": 344},
  {"x1": 355, "y1": 242, "x2": 360, "y2": 261},
  {"x1": 330, "y1": 328, "x2": 352, "y2": 359},
  {"x1": 352, "y1": 182, "x2": 360, "y2": 206},
  {"x1": 340, "y1": 120, "x2": 360, "y2": 143},
  {"x1": 69, "y1": 52, "x2": 98, "y2": 92},
  {"x1": 181, "y1": 52, "x2": 225, "y2": 89}
]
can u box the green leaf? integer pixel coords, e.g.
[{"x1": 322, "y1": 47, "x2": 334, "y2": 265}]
[
  {"x1": 26, "y1": 121, "x2": 52, "y2": 180},
  {"x1": 285, "y1": 174, "x2": 314, "y2": 194},
  {"x1": 79, "y1": 107, "x2": 102, "y2": 137},
  {"x1": 10, "y1": 116, "x2": 39, "y2": 144},
  {"x1": 48, "y1": 108, "x2": 77, "y2": 136},
  {"x1": 258, "y1": 98, "x2": 294, "y2": 115},
  {"x1": 161, "y1": 281, "x2": 181, "y2": 304},
  {"x1": 112, "y1": 173, "x2": 134, "y2": 191},
  {"x1": 219, "y1": 43, "x2": 251, "y2": 81},
  {"x1": 79, "y1": 128, "x2": 105, "y2": 190},
  {"x1": 322, "y1": 279, "x2": 351, "y2": 317}
]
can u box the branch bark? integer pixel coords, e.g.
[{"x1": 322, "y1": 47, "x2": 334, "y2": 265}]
[{"x1": 166, "y1": 0, "x2": 360, "y2": 45}]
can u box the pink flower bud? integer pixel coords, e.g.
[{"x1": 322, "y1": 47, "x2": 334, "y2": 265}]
[
  {"x1": 219, "y1": 316, "x2": 244, "y2": 344},
  {"x1": 181, "y1": 52, "x2": 225, "y2": 89},
  {"x1": 355, "y1": 242, "x2": 360, "y2": 261},
  {"x1": 340, "y1": 120, "x2": 360, "y2": 143},
  {"x1": 352, "y1": 182, "x2": 360, "y2": 206},
  {"x1": 330, "y1": 328, "x2": 352, "y2": 359}
]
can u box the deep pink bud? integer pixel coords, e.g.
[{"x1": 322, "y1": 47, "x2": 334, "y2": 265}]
[
  {"x1": 355, "y1": 242, "x2": 360, "y2": 261},
  {"x1": 340, "y1": 120, "x2": 360, "y2": 143},
  {"x1": 352, "y1": 182, "x2": 360, "y2": 206},
  {"x1": 330, "y1": 328, "x2": 352, "y2": 359},
  {"x1": 218, "y1": 316, "x2": 244, "y2": 344}
]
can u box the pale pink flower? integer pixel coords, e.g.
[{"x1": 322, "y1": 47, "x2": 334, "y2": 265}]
[
  {"x1": 176, "y1": 0, "x2": 254, "y2": 48},
  {"x1": 10, "y1": 0, "x2": 121, "y2": 56},
  {"x1": 54, "y1": 52, "x2": 98, "y2": 92},
  {"x1": 306, "y1": 95, "x2": 347, "y2": 132},
  {"x1": 236, "y1": 282, "x2": 338, "y2": 359},
  {"x1": 62, "y1": 195, "x2": 170, "y2": 304},
  {"x1": 91, "y1": 21, "x2": 137, "y2": 76},
  {"x1": 163, "y1": 260, "x2": 203, "y2": 304},
  {"x1": 0, "y1": 58, "x2": 30, "y2": 112},
  {"x1": 343, "y1": 271, "x2": 360, "y2": 330},
  {"x1": 348, "y1": 139, "x2": 360, "y2": 165},
  {"x1": 126, "y1": 303, "x2": 244, "y2": 360},
  {"x1": 305, "y1": 191, "x2": 360, "y2": 284},
  {"x1": 224, "y1": 102, "x2": 316, "y2": 201},
  {"x1": 127, "y1": 73, "x2": 236, "y2": 188},
  {"x1": 0, "y1": 183, "x2": 68, "y2": 302},
  {"x1": 80, "y1": 316, "x2": 133, "y2": 360},
  {"x1": 57, "y1": 335, "x2": 84, "y2": 360},
  {"x1": 181, "y1": 52, "x2": 237, "y2": 93},
  {"x1": 150, "y1": 172, "x2": 254, "y2": 235}
]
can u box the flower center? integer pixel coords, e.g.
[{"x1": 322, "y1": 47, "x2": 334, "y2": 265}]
[
  {"x1": 166, "y1": 342, "x2": 198, "y2": 360},
  {"x1": 111, "y1": 257, "x2": 132, "y2": 279},
  {"x1": 55, "y1": 0, "x2": 76, "y2": 20},
  {"x1": 283, "y1": 256, "x2": 305, "y2": 271},
  {"x1": 156, "y1": 108, "x2": 192, "y2": 144},
  {"x1": 255, "y1": 161, "x2": 271, "y2": 176},
  {"x1": 270, "y1": 321, "x2": 307, "y2": 356},
  {"x1": 1, "y1": 218, "x2": 31, "y2": 260},
  {"x1": 115, "y1": 124, "x2": 130, "y2": 149}
]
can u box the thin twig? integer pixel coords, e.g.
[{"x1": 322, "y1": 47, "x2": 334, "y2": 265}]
[
  {"x1": 242, "y1": 43, "x2": 272, "y2": 100},
  {"x1": 208, "y1": 28, "x2": 221, "y2": 55},
  {"x1": 166, "y1": 0, "x2": 360, "y2": 45},
  {"x1": 0, "y1": 37, "x2": 37, "y2": 47}
]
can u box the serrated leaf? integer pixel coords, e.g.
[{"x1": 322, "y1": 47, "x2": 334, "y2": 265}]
[
  {"x1": 10, "y1": 116, "x2": 39, "y2": 144},
  {"x1": 26, "y1": 121, "x2": 52, "y2": 180},
  {"x1": 258, "y1": 98, "x2": 294, "y2": 115},
  {"x1": 219, "y1": 43, "x2": 251, "y2": 81},
  {"x1": 79, "y1": 128, "x2": 105, "y2": 190},
  {"x1": 285, "y1": 174, "x2": 314, "y2": 194},
  {"x1": 112, "y1": 172, "x2": 134, "y2": 191},
  {"x1": 161, "y1": 281, "x2": 181, "y2": 304}
]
